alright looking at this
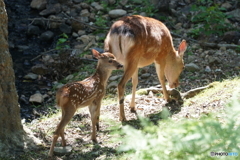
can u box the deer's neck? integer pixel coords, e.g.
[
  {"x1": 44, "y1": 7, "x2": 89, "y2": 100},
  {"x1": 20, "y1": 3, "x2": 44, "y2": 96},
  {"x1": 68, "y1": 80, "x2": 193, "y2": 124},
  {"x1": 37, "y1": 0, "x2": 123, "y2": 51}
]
[{"x1": 93, "y1": 68, "x2": 112, "y2": 87}]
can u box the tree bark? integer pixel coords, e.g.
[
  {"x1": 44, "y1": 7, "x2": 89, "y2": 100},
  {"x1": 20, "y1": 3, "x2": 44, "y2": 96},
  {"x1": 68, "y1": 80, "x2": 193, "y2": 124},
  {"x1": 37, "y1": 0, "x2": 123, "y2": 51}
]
[{"x1": 0, "y1": 0, "x2": 26, "y2": 157}]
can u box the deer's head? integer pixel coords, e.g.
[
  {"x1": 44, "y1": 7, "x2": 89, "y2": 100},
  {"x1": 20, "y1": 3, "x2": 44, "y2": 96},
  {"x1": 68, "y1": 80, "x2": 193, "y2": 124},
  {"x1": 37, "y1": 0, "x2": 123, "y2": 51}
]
[{"x1": 164, "y1": 40, "x2": 187, "y2": 88}]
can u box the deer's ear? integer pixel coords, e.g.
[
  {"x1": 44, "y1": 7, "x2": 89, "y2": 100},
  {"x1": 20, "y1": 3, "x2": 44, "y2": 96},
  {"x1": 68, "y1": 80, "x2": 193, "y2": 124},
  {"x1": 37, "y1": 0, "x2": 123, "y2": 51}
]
[
  {"x1": 178, "y1": 40, "x2": 187, "y2": 57},
  {"x1": 92, "y1": 49, "x2": 101, "y2": 59}
]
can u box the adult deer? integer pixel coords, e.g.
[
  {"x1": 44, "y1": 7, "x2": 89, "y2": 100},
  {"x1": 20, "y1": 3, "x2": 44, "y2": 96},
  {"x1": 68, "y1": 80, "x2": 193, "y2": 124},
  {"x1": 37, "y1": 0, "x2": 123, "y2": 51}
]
[
  {"x1": 104, "y1": 15, "x2": 187, "y2": 121},
  {"x1": 48, "y1": 49, "x2": 123, "y2": 157}
]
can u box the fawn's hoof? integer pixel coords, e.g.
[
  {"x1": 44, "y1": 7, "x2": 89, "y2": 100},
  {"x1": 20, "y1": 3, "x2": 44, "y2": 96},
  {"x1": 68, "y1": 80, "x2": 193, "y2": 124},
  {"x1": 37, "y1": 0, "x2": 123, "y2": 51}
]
[
  {"x1": 92, "y1": 138, "x2": 98, "y2": 143},
  {"x1": 96, "y1": 123, "x2": 99, "y2": 131}
]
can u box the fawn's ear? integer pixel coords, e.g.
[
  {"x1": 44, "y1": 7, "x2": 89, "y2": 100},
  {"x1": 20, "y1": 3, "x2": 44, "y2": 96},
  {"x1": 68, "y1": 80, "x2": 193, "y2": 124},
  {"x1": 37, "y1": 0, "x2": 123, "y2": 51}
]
[
  {"x1": 92, "y1": 49, "x2": 101, "y2": 59},
  {"x1": 178, "y1": 40, "x2": 187, "y2": 57}
]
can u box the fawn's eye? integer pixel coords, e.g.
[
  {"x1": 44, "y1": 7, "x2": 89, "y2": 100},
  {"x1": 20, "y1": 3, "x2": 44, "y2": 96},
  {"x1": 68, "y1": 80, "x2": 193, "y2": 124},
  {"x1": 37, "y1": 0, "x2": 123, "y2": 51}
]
[{"x1": 109, "y1": 60, "x2": 113, "y2": 63}]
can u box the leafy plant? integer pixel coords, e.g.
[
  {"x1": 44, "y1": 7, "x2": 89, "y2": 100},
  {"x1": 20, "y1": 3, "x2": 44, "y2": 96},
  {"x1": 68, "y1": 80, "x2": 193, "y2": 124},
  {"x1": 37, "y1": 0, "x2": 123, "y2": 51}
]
[
  {"x1": 189, "y1": 1, "x2": 232, "y2": 38},
  {"x1": 118, "y1": 97, "x2": 240, "y2": 160},
  {"x1": 55, "y1": 33, "x2": 70, "y2": 50},
  {"x1": 134, "y1": 0, "x2": 157, "y2": 16},
  {"x1": 95, "y1": 16, "x2": 108, "y2": 27}
]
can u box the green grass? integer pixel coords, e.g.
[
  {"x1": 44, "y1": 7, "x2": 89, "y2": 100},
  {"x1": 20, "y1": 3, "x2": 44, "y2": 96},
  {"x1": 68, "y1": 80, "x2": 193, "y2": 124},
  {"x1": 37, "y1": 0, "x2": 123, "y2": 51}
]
[
  {"x1": 117, "y1": 78, "x2": 240, "y2": 160},
  {"x1": 8, "y1": 78, "x2": 239, "y2": 160}
]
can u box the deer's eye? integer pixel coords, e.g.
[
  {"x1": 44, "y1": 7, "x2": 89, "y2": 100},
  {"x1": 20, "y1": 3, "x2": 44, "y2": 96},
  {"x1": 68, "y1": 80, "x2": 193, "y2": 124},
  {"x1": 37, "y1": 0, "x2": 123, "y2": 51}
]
[{"x1": 109, "y1": 60, "x2": 113, "y2": 63}]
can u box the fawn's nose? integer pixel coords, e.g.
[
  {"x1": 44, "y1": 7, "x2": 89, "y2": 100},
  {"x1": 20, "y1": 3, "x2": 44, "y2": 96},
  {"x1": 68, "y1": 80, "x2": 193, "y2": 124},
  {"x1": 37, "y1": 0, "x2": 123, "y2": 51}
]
[{"x1": 117, "y1": 64, "x2": 123, "y2": 69}]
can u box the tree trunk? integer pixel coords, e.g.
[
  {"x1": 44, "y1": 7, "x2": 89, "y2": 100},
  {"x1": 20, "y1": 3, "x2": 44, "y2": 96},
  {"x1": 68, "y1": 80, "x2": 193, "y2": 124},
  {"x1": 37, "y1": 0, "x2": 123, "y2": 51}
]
[{"x1": 0, "y1": 0, "x2": 26, "y2": 157}]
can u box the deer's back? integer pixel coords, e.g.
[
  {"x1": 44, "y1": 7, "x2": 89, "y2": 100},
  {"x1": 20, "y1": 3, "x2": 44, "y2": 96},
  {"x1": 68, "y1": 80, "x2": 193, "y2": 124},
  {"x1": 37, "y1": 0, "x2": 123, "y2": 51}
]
[{"x1": 105, "y1": 15, "x2": 175, "y2": 67}]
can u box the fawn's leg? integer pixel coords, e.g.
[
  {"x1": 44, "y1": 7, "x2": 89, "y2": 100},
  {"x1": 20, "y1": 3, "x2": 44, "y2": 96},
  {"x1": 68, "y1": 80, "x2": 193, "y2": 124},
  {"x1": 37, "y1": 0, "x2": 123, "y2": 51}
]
[
  {"x1": 95, "y1": 99, "x2": 102, "y2": 131},
  {"x1": 88, "y1": 102, "x2": 100, "y2": 142},
  {"x1": 48, "y1": 106, "x2": 76, "y2": 157}
]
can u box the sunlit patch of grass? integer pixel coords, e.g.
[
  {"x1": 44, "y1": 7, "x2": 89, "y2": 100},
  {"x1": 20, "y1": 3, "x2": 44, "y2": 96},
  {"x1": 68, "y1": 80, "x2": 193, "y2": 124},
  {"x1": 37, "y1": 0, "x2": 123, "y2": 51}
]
[{"x1": 184, "y1": 77, "x2": 240, "y2": 107}]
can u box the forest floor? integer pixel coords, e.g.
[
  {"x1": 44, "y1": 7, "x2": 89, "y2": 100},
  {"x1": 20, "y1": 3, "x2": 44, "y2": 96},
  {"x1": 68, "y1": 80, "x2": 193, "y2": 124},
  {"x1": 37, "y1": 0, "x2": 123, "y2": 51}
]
[{"x1": 14, "y1": 77, "x2": 240, "y2": 160}]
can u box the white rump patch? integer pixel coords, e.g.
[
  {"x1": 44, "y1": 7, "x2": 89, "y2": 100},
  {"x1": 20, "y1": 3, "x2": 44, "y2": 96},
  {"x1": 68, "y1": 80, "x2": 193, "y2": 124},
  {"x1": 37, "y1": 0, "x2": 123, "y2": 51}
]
[{"x1": 107, "y1": 34, "x2": 135, "y2": 65}]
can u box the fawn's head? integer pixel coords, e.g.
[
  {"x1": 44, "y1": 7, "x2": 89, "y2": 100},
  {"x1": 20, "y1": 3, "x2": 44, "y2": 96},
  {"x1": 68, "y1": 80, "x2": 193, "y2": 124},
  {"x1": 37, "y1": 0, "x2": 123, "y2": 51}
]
[
  {"x1": 164, "y1": 40, "x2": 187, "y2": 88},
  {"x1": 92, "y1": 49, "x2": 123, "y2": 71}
]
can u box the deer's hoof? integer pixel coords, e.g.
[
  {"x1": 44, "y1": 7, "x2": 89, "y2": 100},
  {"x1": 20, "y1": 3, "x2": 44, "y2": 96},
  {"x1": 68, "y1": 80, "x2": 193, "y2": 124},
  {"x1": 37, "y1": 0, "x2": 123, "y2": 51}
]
[
  {"x1": 130, "y1": 107, "x2": 136, "y2": 113},
  {"x1": 119, "y1": 117, "x2": 127, "y2": 122},
  {"x1": 92, "y1": 138, "x2": 98, "y2": 143}
]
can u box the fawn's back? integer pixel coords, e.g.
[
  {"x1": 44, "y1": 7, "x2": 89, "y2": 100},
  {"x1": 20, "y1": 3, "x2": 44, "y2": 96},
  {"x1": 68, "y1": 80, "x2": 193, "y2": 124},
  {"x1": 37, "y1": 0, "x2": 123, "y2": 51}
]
[{"x1": 56, "y1": 74, "x2": 104, "y2": 109}]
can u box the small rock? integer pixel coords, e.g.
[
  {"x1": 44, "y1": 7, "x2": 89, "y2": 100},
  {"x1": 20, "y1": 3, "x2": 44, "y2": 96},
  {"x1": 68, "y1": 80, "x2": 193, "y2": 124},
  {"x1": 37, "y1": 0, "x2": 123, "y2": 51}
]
[
  {"x1": 120, "y1": 0, "x2": 128, "y2": 6},
  {"x1": 141, "y1": 73, "x2": 151, "y2": 79},
  {"x1": 24, "y1": 73, "x2": 38, "y2": 80},
  {"x1": 208, "y1": 56, "x2": 221, "y2": 65},
  {"x1": 31, "y1": 64, "x2": 48, "y2": 75},
  {"x1": 72, "y1": 32, "x2": 79, "y2": 38},
  {"x1": 39, "y1": 3, "x2": 61, "y2": 16},
  {"x1": 40, "y1": 31, "x2": 54, "y2": 41},
  {"x1": 30, "y1": 0, "x2": 47, "y2": 10},
  {"x1": 59, "y1": 23, "x2": 72, "y2": 34},
  {"x1": 20, "y1": 95, "x2": 29, "y2": 104},
  {"x1": 223, "y1": 31, "x2": 240, "y2": 44},
  {"x1": 42, "y1": 54, "x2": 54, "y2": 63},
  {"x1": 221, "y1": 2, "x2": 232, "y2": 10},
  {"x1": 205, "y1": 66, "x2": 211, "y2": 72},
  {"x1": 109, "y1": 0, "x2": 116, "y2": 5},
  {"x1": 54, "y1": 146, "x2": 72, "y2": 156},
  {"x1": 71, "y1": 18, "x2": 85, "y2": 31},
  {"x1": 80, "y1": 2, "x2": 90, "y2": 9},
  {"x1": 136, "y1": 89, "x2": 148, "y2": 95},
  {"x1": 107, "y1": 81, "x2": 118, "y2": 89},
  {"x1": 48, "y1": 15, "x2": 62, "y2": 29},
  {"x1": 65, "y1": 74, "x2": 74, "y2": 81},
  {"x1": 78, "y1": 35, "x2": 90, "y2": 44},
  {"x1": 91, "y1": 2, "x2": 103, "y2": 11},
  {"x1": 78, "y1": 30, "x2": 86, "y2": 36},
  {"x1": 56, "y1": 83, "x2": 64, "y2": 89},
  {"x1": 80, "y1": 9, "x2": 90, "y2": 17},
  {"x1": 73, "y1": 0, "x2": 82, "y2": 4},
  {"x1": 109, "y1": 75, "x2": 122, "y2": 81},
  {"x1": 29, "y1": 93, "x2": 44, "y2": 103},
  {"x1": 187, "y1": 55, "x2": 197, "y2": 63},
  {"x1": 174, "y1": 23, "x2": 182, "y2": 30},
  {"x1": 227, "y1": 9, "x2": 240, "y2": 22},
  {"x1": 27, "y1": 25, "x2": 40, "y2": 35},
  {"x1": 108, "y1": 9, "x2": 127, "y2": 18},
  {"x1": 185, "y1": 63, "x2": 200, "y2": 72},
  {"x1": 17, "y1": 45, "x2": 29, "y2": 51},
  {"x1": 215, "y1": 69, "x2": 222, "y2": 73},
  {"x1": 24, "y1": 60, "x2": 30, "y2": 66}
]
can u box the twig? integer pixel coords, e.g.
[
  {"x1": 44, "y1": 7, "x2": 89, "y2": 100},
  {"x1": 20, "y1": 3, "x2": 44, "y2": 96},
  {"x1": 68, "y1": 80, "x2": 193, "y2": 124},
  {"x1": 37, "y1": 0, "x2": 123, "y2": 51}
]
[
  {"x1": 171, "y1": 32, "x2": 198, "y2": 43},
  {"x1": 171, "y1": 32, "x2": 240, "y2": 49},
  {"x1": 181, "y1": 85, "x2": 213, "y2": 99},
  {"x1": 30, "y1": 49, "x2": 58, "y2": 61},
  {"x1": 28, "y1": 17, "x2": 65, "y2": 23},
  {"x1": 199, "y1": 42, "x2": 240, "y2": 49},
  {"x1": 62, "y1": 12, "x2": 109, "y2": 30}
]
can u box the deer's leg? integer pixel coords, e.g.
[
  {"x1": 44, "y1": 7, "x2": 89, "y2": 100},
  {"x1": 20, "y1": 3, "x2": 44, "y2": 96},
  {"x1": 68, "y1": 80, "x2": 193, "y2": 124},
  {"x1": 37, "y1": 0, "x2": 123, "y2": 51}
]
[
  {"x1": 118, "y1": 61, "x2": 138, "y2": 121},
  {"x1": 88, "y1": 102, "x2": 99, "y2": 142},
  {"x1": 60, "y1": 128, "x2": 66, "y2": 146},
  {"x1": 155, "y1": 63, "x2": 170, "y2": 101},
  {"x1": 130, "y1": 69, "x2": 139, "y2": 112},
  {"x1": 48, "y1": 106, "x2": 76, "y2": 157},
  {"x1": 95, "y1": 100, "x2": 102, "y2": 131}
]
